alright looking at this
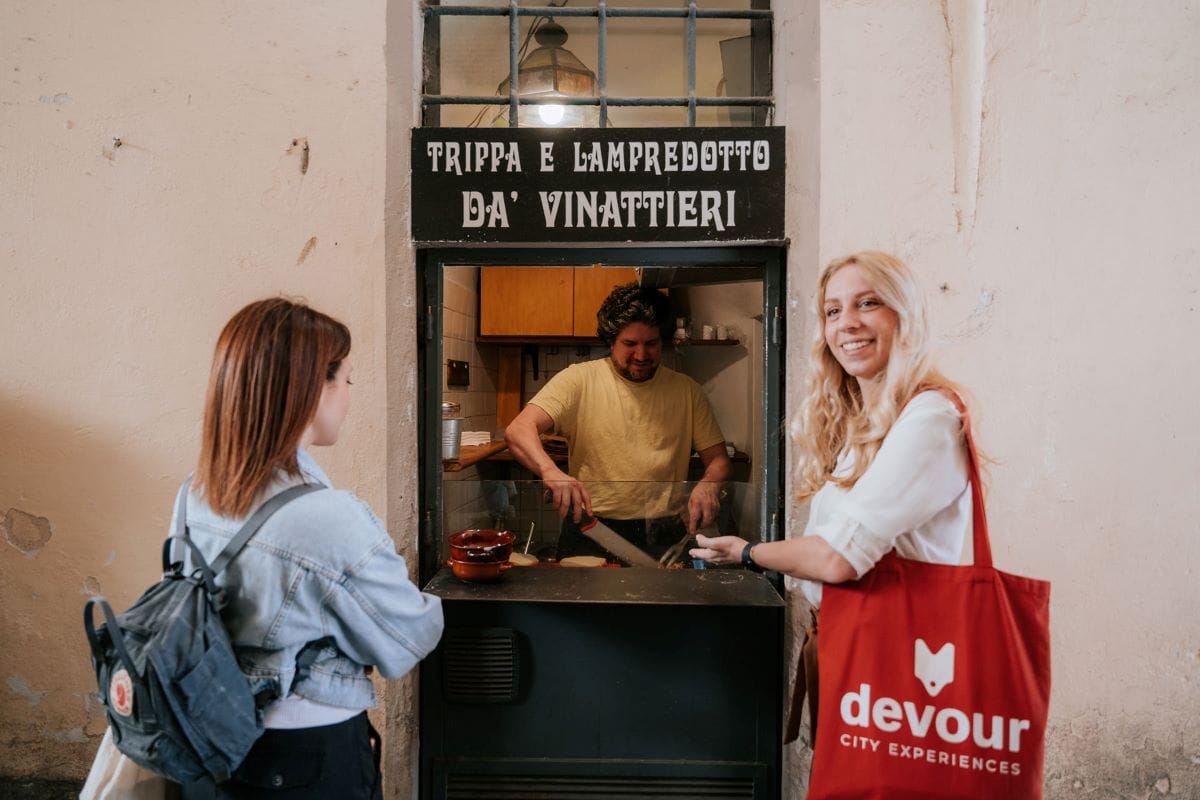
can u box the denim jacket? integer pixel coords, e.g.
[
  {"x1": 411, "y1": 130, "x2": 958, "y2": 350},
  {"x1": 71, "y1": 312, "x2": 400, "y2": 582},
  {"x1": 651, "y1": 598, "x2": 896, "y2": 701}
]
[{"x1": 175, "y1": 449, "x2": 443, "y2": 710}]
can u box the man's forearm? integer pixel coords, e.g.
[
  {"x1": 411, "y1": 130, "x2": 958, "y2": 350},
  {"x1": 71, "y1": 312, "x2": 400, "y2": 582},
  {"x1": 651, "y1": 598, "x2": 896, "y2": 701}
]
[
  {"x1": 505, "y1": 419, "x2": 561, "y2": 479},
  {"x1": 696, "y1": 447, "x2": 732, "y2": 483}
]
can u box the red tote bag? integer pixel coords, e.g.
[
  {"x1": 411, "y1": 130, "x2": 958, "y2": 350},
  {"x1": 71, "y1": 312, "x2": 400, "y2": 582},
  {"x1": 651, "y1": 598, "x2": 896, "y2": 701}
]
[{"x1": 808, "y1": 390, "x2": 1051, "y2": 800}]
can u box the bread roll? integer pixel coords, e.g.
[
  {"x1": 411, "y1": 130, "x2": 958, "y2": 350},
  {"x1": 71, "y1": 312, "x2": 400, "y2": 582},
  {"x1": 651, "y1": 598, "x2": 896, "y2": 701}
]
[{"x1": 560, "y1": 555, "x2": 607, "y2": 568}]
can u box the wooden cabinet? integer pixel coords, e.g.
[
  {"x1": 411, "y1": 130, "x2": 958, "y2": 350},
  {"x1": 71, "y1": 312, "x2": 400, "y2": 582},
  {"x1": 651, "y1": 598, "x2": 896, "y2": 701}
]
[
  {"x1": 479, "y1": 268, "x2": 574, "y2": 337},
  {"x1": 571, "y1": 266, "x2": 639, "y2": 337},
  {"x1": 479, "y1": 266, "x2": 639, "y2": 339}
]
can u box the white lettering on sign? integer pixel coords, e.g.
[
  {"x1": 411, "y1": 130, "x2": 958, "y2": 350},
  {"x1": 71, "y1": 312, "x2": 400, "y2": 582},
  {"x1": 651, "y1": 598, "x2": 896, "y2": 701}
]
[
  {"x1": 462, "y1": 191, "x2": 512, "y2": 228},
  {"x1": 536, "y1": 190, "x2": 736, "y2": 231},
  {"x1": 427, "y1": 141, "x2": 522, "y2": 175},
  {"x1": 569, "y1": 139, "x2": 770, "y2": 174}
]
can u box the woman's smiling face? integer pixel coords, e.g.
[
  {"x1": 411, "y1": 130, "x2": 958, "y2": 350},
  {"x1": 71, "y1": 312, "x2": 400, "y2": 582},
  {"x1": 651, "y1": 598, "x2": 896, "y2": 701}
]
[{"x1": 822, "y1": 263, "x2": 898, "y2": 382}]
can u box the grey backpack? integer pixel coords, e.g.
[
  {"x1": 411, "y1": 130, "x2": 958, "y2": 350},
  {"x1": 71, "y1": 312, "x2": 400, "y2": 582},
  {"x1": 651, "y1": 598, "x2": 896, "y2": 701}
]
[{"x1": 84, "y1": 480, "x2": 320, "y2": 784}]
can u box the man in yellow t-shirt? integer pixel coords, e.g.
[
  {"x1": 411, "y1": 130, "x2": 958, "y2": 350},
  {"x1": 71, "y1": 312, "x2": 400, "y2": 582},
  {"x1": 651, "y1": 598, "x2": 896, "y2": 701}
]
[{"x1": 505, "y1": 282, "x2": 732, "y2": 560}]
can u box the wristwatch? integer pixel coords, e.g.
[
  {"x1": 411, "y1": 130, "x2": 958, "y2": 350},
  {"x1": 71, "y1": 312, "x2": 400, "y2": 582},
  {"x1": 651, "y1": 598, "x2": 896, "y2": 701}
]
[{"x1": 741, "y1": 541, "x2": 760, "y2": 571}]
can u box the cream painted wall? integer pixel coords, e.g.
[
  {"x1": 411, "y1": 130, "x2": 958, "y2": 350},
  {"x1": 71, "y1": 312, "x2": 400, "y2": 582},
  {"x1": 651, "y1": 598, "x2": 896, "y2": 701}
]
[
  {"x1": 0, "y1": 0, "x2": 417, "y2": 790},
  {"x1": 777, "y1": 1, "x2": 1200, "y2": 796}
]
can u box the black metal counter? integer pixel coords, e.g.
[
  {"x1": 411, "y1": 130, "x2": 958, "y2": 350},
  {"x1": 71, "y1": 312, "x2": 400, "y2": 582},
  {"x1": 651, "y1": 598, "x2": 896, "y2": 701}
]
[
  {"x1": 419, "y1": 566, "x2": 785, "y2": 799},
  {"x1": 424, "y1": 562, "x2": 785, "y2": 606}
]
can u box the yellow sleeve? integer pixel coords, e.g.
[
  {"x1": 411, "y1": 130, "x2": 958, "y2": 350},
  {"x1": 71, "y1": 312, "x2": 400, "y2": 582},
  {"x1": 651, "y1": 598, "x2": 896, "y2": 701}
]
[{"x1": 527, "y1": 363, "x2": 584, "y2": 437}]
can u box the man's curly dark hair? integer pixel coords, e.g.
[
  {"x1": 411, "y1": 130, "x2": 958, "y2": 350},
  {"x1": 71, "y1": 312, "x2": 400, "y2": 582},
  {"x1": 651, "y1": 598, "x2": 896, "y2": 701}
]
[{"x1": 596, "y1": 282, "x2": 671, "y2": 347}]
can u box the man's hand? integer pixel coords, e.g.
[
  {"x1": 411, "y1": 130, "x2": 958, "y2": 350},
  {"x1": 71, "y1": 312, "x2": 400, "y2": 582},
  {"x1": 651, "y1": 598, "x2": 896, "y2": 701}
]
[
  {"x1": 687, "y1": 481, "x2": 722, "y2": 534},
  {"x1": 542, "y1": 467, "x2": 592, "y2": 523},
  {"x1": 689, "y1": 534, "x2": 748, "y2": 565}
]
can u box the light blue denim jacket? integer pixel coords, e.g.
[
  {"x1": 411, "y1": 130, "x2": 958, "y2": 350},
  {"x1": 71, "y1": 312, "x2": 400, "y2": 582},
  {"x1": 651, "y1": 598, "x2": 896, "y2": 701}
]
[{"x1": 175, "y1": 449, "x2": 443, "y2": 710}]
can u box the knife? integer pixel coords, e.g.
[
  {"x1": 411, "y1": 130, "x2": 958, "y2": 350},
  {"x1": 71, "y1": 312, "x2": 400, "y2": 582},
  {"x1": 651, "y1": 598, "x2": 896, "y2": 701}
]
[{"x1": 578, "y1": 514, "x2": 660, "y2": 568}]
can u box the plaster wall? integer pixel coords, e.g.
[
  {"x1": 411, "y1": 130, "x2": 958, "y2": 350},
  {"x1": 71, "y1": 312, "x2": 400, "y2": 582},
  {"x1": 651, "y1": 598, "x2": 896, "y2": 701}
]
[
  {"x1": 776, "y1": 1, "x2": 1200, "y2": 796},
  {"x1": 0, "y1": 0, "x2": 417, "y2": 790}
]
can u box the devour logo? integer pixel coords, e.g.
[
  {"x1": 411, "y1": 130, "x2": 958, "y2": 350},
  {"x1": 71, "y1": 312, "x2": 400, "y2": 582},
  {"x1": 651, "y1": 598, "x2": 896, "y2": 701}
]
[
  {"x1": 836, "y1": 636, "x2": 1033, "y2": 756},
  {"x1": 914, "y1": 638, "x2": 955, "y2": 697}
]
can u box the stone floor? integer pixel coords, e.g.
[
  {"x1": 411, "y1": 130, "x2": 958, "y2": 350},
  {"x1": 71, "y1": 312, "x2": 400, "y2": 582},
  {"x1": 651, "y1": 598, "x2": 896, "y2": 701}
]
[{"x1": 0, "y1": 778, "x2": 84, "y2": 799}]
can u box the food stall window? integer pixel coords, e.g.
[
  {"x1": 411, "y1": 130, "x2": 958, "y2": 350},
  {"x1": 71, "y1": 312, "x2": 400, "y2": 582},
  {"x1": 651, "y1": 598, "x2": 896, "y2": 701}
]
[{"x1": 416, "y1": 247, "x2": 785, "y2": 584}]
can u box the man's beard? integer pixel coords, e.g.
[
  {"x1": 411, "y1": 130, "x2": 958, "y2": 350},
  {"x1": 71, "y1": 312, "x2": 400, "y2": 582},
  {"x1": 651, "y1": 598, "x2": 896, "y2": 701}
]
[{"x1": 615, "y1": 360, "x2": 658, "y2": 382}]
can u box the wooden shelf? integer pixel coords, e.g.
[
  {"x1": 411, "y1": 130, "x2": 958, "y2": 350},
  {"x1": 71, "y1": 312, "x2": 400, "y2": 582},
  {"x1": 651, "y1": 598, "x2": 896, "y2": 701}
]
[{"x1": 443, "y1": 440, "x2": 508, "y2": 472}]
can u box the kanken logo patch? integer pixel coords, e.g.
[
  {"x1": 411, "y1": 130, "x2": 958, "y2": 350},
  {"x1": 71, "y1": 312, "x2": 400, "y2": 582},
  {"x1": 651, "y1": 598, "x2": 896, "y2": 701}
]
[
  {"x1": 110, "y1": 668, "x2": 133, "y2": 717},
  {"x1": 914, "y1": 638, "x2": 955, "y2": 697}
]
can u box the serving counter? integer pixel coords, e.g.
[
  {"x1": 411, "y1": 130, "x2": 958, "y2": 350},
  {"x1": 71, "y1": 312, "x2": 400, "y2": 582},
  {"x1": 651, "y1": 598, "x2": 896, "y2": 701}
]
[{"x1": 418, "y1": 565, "x2": 784, "y2": 799}]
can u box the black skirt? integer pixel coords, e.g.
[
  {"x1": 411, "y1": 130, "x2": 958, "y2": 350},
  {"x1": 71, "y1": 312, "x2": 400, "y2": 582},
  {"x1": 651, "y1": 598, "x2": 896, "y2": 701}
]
[{"x1": 181, "y1": 712, "x2": 381, "y2": 800}]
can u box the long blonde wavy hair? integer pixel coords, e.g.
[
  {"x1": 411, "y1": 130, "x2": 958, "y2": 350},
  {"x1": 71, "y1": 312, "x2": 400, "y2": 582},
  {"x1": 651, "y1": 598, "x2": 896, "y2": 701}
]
[{"x1": 794, "y1": 251, "x2": 971, "y2": 501}]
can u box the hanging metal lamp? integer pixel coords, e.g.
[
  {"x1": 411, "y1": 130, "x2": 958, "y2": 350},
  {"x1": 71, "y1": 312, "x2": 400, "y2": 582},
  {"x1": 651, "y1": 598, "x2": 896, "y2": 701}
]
[{"x1": 496, "y1": 19, "x2": 598, "y2": 127}]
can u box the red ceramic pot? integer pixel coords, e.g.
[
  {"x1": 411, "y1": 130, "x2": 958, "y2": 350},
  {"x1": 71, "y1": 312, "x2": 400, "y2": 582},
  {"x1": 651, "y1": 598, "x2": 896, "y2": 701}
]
[
  {"x1": 447, "y1": 529, "x2": 514, "y2": 563},
  {"x1": 447, "y1": 558, "x2": 511, "y2": 582}
]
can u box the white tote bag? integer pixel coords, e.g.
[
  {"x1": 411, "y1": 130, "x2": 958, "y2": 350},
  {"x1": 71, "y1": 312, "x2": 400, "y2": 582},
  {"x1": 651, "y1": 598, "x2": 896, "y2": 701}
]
[{"x1": 81, "y1": 728, "x2": 173, "y2": 800}]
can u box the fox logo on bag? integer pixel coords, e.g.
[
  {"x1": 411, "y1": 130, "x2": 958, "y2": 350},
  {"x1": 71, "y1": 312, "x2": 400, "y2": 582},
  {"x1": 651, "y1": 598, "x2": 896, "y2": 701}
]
[{"x1": 914, "y1": 639, "x2": 955, "y2": 697}]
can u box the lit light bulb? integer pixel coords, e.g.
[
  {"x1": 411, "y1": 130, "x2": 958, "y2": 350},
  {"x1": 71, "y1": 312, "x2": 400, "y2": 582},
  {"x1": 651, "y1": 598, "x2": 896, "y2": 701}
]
[{"x1": 538, "y1": 103, "x2": 565, "y2": 125}]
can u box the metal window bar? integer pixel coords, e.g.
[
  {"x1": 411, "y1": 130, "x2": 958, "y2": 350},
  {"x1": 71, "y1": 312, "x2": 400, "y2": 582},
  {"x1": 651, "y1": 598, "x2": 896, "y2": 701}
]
[{"x1": 421, "y1": 2, "x2": 773, "y2": 128}]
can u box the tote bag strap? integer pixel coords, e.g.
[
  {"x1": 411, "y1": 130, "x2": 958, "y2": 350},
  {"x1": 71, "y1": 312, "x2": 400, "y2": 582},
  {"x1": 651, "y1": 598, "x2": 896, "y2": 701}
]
[{"x1": 924, "y1": 386, "x2": 992, "y2": 568}]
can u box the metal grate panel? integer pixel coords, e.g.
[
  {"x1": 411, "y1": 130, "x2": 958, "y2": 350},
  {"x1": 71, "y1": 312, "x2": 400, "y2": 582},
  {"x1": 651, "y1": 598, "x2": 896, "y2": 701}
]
[
  {"x1": 421, "y1": 1, "x2": 774, "y2": 127},
  {"x1": 446, "y1": 774, "x2": 755, "y2": 799},
  {"x1": 442, "y1": 627, "x2": 519, "y2": 704}
]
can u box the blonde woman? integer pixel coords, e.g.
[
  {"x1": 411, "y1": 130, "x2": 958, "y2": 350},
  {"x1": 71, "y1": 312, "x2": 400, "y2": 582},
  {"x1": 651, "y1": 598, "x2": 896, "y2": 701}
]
[{"x1": 690, "y1": 251, "x2": 976, "y2": 741}]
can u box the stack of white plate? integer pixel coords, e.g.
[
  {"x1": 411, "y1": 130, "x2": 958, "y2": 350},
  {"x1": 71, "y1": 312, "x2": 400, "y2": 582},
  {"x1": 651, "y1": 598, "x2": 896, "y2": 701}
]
[{"x1": 460, "y1": 430, "x2": 492, "y2": 447}]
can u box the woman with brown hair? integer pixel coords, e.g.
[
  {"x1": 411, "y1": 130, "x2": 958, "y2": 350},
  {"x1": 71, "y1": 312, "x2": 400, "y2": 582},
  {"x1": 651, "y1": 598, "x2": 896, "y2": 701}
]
[
  {"x1": 179, "y1": 298, "x2": 443, "y2": 799},
  {"x1": 690, "y1": 251, "x2": 977, "y2": 741}
]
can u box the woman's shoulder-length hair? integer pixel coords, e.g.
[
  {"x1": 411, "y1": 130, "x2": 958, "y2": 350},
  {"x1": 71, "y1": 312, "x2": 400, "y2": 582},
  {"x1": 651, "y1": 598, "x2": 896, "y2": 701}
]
[{"x1": 194, "y1": 297, "x2": 350, "y2": 518}]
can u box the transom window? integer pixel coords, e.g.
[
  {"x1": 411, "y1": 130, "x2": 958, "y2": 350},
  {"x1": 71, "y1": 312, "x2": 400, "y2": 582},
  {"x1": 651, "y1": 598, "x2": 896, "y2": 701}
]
[{"x1": 421, "y1": 1, "x2": 774, "y2": 128}]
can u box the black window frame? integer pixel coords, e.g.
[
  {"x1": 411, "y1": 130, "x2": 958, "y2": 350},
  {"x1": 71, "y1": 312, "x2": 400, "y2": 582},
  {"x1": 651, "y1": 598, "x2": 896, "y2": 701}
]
[{"x1": 417, "y1": 246, "x2": 787, "y2": 587}]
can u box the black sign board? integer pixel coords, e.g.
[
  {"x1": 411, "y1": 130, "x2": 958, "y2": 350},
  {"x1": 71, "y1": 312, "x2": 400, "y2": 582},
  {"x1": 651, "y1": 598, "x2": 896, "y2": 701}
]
[{"x1": 411, "y1": 127, "x2": 785, "y2": 244}]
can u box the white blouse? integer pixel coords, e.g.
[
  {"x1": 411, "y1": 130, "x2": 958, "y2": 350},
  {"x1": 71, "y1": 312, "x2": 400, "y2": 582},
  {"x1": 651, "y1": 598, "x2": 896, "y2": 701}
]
[{"x1": 798, "y1": 390, "x2": 973, "y2": 608}]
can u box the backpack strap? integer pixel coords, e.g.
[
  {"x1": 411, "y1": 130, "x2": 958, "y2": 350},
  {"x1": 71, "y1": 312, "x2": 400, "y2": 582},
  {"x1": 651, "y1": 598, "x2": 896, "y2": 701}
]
[
  {"x1": 84, "y1": 597, "x2": 138, "y2": 678},
  {"x1": 209, "y1": 484, "x2": 324, "y2": 576},
  {"x1": 163, "y1": 478, "x2": 194, "y2": 571},
  {"x1": 161, "y1": 535, "x2": 223, "y2": 597},
  {"x1": 173, "y1": 477, "x2": 192, "y2": 539}
]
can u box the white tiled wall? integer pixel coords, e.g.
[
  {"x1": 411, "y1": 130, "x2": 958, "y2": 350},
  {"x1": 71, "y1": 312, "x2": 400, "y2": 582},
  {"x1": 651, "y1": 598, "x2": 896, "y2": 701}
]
[
  {"x1": 442, "y1": 267, "x2": 499, "y2": 438},
  {"x1": 442, "y1": 267, "x2": 506, "y2": 553}
]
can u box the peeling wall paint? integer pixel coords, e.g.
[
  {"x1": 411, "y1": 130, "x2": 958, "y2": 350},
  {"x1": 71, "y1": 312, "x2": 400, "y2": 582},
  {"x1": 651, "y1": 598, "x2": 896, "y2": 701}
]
[
  {"x1": 296, "y1": 235, "x2": 318, "y2": 265},
  {"x1": 3, "y1": 509, "x2": 53, "y2": 556},
  {"x1": 7, "y1": 676, "x2": 48, "y2": 706}
]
